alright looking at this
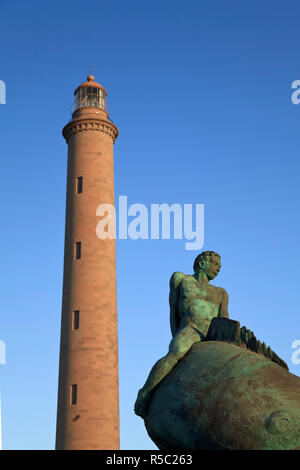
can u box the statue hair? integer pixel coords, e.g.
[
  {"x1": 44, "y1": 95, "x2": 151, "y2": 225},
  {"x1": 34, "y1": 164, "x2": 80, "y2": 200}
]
[{"x1": 193, "y1": 251, "x2": 221, "y2": 273}]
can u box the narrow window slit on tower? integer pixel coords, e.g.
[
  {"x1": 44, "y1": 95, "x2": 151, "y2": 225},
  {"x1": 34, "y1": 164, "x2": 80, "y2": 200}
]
[
  {"x1": 73, "y1": 310, "x2": 80, "y2": 330},
  {"x1": 74, "y1": 242, "x2": 81, "y2": 259},
  {"x1": 71, "y1": 384, "x2": 77, "y2": 405},
  {"x1": 76, "y1": 176, "x2": 83, "y2": 194}
]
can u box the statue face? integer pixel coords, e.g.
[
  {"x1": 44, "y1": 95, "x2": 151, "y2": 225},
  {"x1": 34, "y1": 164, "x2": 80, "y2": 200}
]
[{"x1": 205, "y1": 255, "x2": 221, "y2": 280}]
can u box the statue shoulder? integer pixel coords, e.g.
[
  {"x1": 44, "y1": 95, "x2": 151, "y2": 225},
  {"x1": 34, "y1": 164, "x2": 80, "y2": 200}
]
[
  {"x1": 214, "y1": 285, "x2": 229, "y2": 297},
  {"x1": 213, "y1": 286, "x2": 229, "y2": 318},
  {"x1": 220, "y1": 287, "x2": 229, "y2": 302},
  {"x1": 169, "y1": 271, "x2": 187, "y2": 290}
]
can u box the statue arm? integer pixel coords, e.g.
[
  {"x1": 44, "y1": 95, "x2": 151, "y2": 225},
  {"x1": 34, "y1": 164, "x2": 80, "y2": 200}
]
[
  {"x1": 169, "y1": 272, "x2": 185, "y2": 337},
  {"x1": 218, "y1": 288, "x2": 229, "y2": 318}
]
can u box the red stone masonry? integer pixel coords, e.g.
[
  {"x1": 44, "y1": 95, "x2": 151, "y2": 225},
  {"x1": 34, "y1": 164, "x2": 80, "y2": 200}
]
[{"x1": 56, "y1": 76, "x2": 119, "y2": 450}]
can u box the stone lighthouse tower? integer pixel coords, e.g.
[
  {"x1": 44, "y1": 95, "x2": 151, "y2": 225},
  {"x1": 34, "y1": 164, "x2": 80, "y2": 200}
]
[{"x1": 56, "y1": 75, "x2": 119, "y2": 450}]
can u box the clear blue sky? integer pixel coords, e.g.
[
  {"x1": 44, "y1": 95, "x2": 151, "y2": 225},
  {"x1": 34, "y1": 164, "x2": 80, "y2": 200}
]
[{"x1": 1, "y1": 0, "x2": 300, "y2": 450}]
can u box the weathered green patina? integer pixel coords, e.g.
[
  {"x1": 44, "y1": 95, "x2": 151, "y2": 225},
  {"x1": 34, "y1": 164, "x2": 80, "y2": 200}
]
[
  {"x1": 134, "y1": 251, "x2": 300, "y2": 450},
  {"x1": 134, "y1": 251, "x2": 227, "y2": 418},
  {"x1": 144, "y1": 340, "x2": 300, "y2": 450}
]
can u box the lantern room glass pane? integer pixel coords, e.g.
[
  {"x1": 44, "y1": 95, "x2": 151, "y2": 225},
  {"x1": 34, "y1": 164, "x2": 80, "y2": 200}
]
[{"x1": 74, "y1": 87, "x2": 106, "y2": 111}]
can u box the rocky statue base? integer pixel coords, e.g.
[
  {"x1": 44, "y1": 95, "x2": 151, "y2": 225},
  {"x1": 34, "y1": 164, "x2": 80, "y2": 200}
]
[{"x1": 144, "y1": 318, "x2": 300, "y2": 450}]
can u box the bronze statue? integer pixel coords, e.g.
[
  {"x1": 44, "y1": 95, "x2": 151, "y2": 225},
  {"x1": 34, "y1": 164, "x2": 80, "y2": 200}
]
[
  {"x1": 135, "y1": 251, "x2": 300, "y2": 450},
  {"x1": 134, "y1": 251, "x2": 229, "y2": 418}
]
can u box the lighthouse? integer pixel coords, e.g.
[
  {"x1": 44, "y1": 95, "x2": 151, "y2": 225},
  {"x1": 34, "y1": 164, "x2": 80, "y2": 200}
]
[{"x1": 56, "y1": 75, "x2": 119, "y2": 450}]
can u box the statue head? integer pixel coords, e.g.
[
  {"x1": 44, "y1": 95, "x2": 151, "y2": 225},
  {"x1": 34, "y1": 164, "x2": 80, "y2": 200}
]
[{"x1": 193, "y1": 251, "x2": 221, "y2": 280}]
